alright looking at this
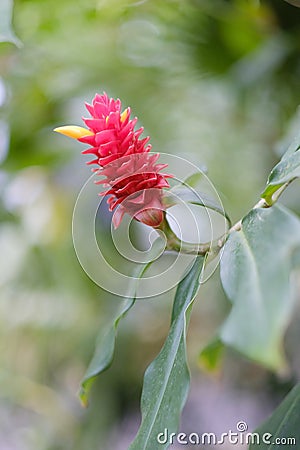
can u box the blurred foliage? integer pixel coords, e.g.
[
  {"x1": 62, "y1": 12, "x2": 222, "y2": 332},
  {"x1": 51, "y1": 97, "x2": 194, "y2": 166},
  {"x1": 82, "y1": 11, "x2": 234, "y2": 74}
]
[{"x1": 1, "y1": 0, "x2": 300, "y2": 449}]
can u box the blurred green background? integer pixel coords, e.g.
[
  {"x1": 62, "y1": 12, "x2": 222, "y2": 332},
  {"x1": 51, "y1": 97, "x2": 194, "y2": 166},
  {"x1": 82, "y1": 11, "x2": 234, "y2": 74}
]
[{"x1": 1, "y1": 0, "x2": 300, "y2": 449}]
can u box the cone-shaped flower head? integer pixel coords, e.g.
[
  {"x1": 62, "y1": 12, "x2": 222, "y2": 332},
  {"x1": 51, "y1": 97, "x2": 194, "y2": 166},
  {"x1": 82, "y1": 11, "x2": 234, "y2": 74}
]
[
  {"x1": 55, "y1": 92, "x2": 151, "y2": 167},
  {"x1": 54, "y1": 92, "x2": 172, "y2": 227}
]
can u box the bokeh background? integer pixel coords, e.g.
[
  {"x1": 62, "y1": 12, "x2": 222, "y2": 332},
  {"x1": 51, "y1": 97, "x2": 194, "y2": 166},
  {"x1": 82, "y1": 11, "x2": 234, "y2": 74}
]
[{"x1": 1, "y1": 0, "x2": 300, "y2": 449}]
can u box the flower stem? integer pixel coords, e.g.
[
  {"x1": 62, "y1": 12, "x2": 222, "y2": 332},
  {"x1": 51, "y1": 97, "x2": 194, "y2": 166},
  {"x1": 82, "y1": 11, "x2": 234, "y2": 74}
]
[
  {"x1": 228, "y1": 181, "x2": 291, "y2": 235},
  {"x1": 159, "y1": 179, "x2": 294, "y2": 256},
  {"x1": 155, "y1": 214, "x2": 225, "y2": 257}
]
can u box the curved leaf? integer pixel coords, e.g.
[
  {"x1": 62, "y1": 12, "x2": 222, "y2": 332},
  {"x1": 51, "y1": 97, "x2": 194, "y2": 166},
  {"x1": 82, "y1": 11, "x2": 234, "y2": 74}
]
[
  {"x1": 129, "y1": 255, "x2": 205, "y2": 450},
  {"x1": 261, "y1": 131, "x2": 300, "y2": 204},
  {"x1": 79, "y1": 298, "x2": 135, "y2": 407},
  {"x1": 198, "y1": 338, "x2": 224, "y2": 373},
  {"x1": 249, "y1": 383, "x2": 300, "y2": 449},
  {"x1": 182, "y1": 172, "x2": 204, "y2": 188},
  {"x1": 0, "y1": 0, "x2": 21, "y2": 46},
  {"x1": 283, "y1": 0, "x2": 300, "y2": 7},
  {"x1": 168, "y1": 186, "x2": 231, "y2": 226},
  {"x1": 220, "y1": 205, "x2": 300, "y2": 370},
  {"x1": 79, "y1": 263, "x2": 151, "y2": 407}
]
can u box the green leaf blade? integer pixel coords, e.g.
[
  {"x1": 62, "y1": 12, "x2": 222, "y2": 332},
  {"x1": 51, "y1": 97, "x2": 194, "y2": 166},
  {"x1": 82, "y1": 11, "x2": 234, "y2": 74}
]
[
  {"x1": 220, "y1": 205, "x2": 300, "y2": 370},
  {"x1": 182, "y1": 172, "x2": 204, "y2": 188},
  {"x1": 79, "y1": 263, "x2": 152, "y2": 407},
  {"x1": 79, "y1": 298, "x2": 134, "y2": 407},
  {"x1": 261, "y1": 131, "x2": 300, "y2": 203},
  {"x1": 265, "y1": 149, "x2": 300, "y2": 186},
  {"x1": 198, "y1": 338, "x2": 224, "y2": 373},
  {"x1": 283, "y1": 0, "x2": 300, "y2": 8},
  {"x1": 129, "y1": 255, "x2": 205, "y2": 450},
  {"x1": 249, "y1": 383, "x2": 300, "y2": 449}
]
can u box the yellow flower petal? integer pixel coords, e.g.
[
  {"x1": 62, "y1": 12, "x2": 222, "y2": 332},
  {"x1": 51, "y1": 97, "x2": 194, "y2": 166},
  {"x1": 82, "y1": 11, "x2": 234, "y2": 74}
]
[
  {"x1": 53, "y1": 126, "x2": 94, "y2": 139},
  {"x1": 120, "y1": 108, "x2": 129, "y2": 123}
]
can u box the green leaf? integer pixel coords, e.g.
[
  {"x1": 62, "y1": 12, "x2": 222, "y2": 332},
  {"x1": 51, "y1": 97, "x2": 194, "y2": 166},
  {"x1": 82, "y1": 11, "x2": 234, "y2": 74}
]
[
  {"x1": 220, "y1": 205, "x2": 300, "y2": 370},
  {"x1": 283, "y1": 0, "x2": 300, "y2": 7},
  {"x1": 261, "y1": 132, "x2": 300, "y2": 204},
  {"x1": 79, "y1": 298, "x2": 134, "y2": 407},
  {"x1": 0, "y1": 0, "x2": 22, "y2": 46},
  {"x1": 79, "y1": 263, "x2": 151, "y2": 407},
  {"x1": 182, "y1": 172, "x2": 204, "y2": 188},
  {"x1": 281, "y1": 129, "x2": 300, "y2": 160},
  {"x1": 129, "y1": 255, "x2": 205, "y2": 450},
  {"x1": 292, "y1": 247, "x2": 300, "y2": 268},
  {"x1": 249, "y1": 383, "x2": 300, "y2": 449},
  {"x1": 168, "y1": 186, "x2": 231, "y2": 226},
  {"x1": 198, "y1": 338, "x2": 224, "y2": 373}
]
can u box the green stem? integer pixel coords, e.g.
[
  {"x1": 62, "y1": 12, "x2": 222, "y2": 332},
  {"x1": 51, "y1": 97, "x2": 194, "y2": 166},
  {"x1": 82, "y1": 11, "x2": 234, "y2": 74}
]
[
  {"x1": 155, "y1": 214, "x2": 225, "y2": 257},
  {"x1": 159, "y1": 178, "x2": 294, "y2": 256},
  {"x1": 220, "y1": 179, "x2": 294, "y2": 247}
]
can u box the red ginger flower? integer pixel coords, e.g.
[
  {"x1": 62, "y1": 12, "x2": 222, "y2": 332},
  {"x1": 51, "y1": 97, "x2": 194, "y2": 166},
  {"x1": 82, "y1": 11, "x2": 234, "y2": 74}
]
[{"x1": 54, "y1": 92, "x2": 172, "y2": 227}]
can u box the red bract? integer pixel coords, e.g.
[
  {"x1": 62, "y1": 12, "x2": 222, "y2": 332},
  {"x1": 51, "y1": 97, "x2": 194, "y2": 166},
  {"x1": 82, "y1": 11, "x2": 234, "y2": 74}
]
[
  {"x1": 96, "y1": 153, "x2": 172, "y2": 228},
  {"x1": 80, "y1": 92, "x2": 152, "y2": 167},
  {"x1": 54, "y1": 92, "x2": 172, "y2": 227}
]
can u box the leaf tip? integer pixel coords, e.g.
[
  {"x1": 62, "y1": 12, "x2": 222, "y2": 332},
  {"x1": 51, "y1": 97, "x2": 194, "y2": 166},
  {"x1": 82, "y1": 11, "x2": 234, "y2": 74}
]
[
  {"x1": 198, "y1": 338, "x2": 224, "y2": 375},
  {"x1": 78, "y1": 388, "x2": 89, "y2": 408}
]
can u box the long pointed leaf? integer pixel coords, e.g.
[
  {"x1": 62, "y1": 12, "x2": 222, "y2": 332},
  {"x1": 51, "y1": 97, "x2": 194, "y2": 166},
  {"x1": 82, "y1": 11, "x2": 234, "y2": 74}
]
[
  {"x1": 261, "y1": 131, "x2": 300, "y2": 204},
  {"x1": 79, "y1": 263, "x2": 152, "y2": 407},
  {"x1": 129, "y1": 255, "x2": 205, "y2": 450},
  {"x1": 249, "y1": 383, "x2": 300, "y2": 449}
]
